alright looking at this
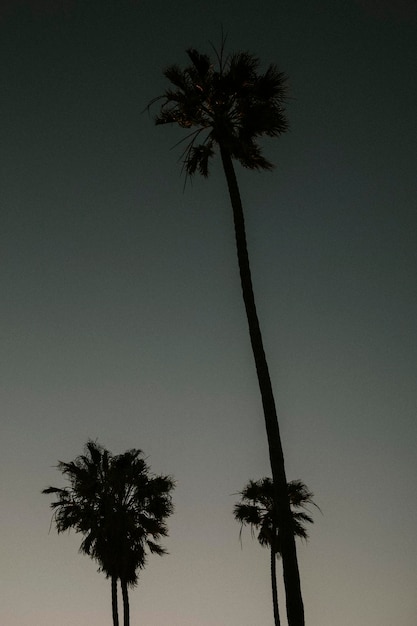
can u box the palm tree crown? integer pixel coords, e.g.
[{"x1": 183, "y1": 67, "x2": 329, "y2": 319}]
[
  {"x1": 43, "y1": 440, "x2": 174, "y2": 626},
  {"x1": 234, "y1": 478, "x2": 318, "y2": 556},
  {"x1": 150, "y1": 44, "x2": 288, "y2": 177},
  {"x1": 92, "y1": 448, "x2": 173, "y2": 586}
]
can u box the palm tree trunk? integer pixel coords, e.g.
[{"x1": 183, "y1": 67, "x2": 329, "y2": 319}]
[
  {"x1": 220, "y1": 147, "x2": 305, "y2": 626},
  {"x1": 111, "y1": 576, "x2": 120, "y2": 626},
  {"x1": 121, "y1": 579, "x2": 130, "y2": 626},
  {"x1": 271, "y1": 549, "x2": 281, "y2": 626}
]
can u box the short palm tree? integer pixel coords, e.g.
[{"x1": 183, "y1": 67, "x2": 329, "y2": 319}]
[
  {"x1": 234, "y1": 478, "x2": 319, "y2": 626},
  {"x1": 150, "y1": 42, "x2": 304, "y2": 625},
  {"x1": 42, "y1": 440, "x2": 175, "y2": 626}
]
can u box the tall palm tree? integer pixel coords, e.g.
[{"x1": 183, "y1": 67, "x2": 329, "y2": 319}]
[
  {"x1": 150, "y1": 43, "x2": 304, "y2": 625},
  {"x1": 42, "y1": 440, "x2": 175, "y2": 626},
  {"x1": 234, "y1": 479, "x2": 318, "y2": 626}
]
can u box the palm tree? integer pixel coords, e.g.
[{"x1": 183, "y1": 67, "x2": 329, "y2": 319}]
[
  {"x1": 100, "y1": 449, "x2": 174, "y2": 626},
  {"x1": 234, "y1": 478, "x2": 318, "y2": 626},
  {"x1": 42, "y1": 440, "x2": 175, "y2": 626},
  {"x1": 149, "y1": 43, "x2": 304, "y2": 625}
]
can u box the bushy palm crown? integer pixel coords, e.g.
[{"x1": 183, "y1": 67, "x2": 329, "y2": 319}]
[
  {"x1": 234, "y1": 478, "x2": 318, "y2": 555},
  {"x1": 43, "y1": 441, "x2": 174, "y2": 587},
  {"x1": 150, "y1": 45, "x2": 288, "y2": 177}
]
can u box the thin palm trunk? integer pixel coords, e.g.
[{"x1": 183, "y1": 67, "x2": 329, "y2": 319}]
[
  {"x1": 111, "y1": 576, "x2": 120, "y2": 626},
  {"x1": 121, "y1": 579, "x2": 130, "y2": 626},
  {"x1": 220, "y1": 147, "x2": 304, "y2": 626},
  {"x1": 271, "y1": 548, "x2": 281, "y2": 626}
]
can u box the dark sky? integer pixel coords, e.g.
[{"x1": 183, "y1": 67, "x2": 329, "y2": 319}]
[{"x1": 1, "y1": 1, "x2": 416, "y2": 625}]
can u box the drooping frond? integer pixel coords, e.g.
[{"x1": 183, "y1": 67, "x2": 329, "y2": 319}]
[{"x1": 186, "y1": 142, "x2": 215, "y2": 177}]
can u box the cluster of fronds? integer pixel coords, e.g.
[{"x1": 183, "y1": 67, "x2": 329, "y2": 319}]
[
  {"x1": 234, "y1": 478, "x2": 319, "y2": 556},
  {"x1": 149, "y1": 44, "x2": 289, "y2": 178},
  {"x1": 43, "y1": 440, "x2": 174, "y2": 587}
]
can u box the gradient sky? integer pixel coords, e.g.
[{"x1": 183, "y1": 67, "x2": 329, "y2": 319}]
[{"x1": 1, "y1": 1, "x2": 416, "y2": 625}]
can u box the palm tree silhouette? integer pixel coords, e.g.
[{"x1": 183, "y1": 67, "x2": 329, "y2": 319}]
[
  {"x1": 234, "y1": 478, "x2": 318, "y2": 626},
  {"x1": 150, "y1": 42, "x2": 305, "y2": 625},
  {"x1": 42, "y1": 440, "x2": 174, "y2": 626}
]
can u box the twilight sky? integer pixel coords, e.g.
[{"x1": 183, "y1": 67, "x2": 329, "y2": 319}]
[{"x1": 1, "y1": 1, "x2": 416, "y2": 625}]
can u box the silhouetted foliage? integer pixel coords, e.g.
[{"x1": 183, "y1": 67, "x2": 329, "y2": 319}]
[
  {"x1": 150, "y1": 41, "x2": 306, "y2": 626},
  {"x1": 43, "y1": 440, "x2": 175, "y2": 626},
  {"x1": 149, "y1": 41, "x2": 288, "y2": 180},
  {"x1": 234, "y1": 479, "x2": 319, "y2": 626}
]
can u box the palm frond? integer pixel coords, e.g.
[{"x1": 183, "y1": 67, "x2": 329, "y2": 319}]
[{"x1": 186, "y1": 48, "x2": 211, "y2": 80}]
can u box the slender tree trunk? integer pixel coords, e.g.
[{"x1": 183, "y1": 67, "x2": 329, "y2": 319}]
[
  {"x1": 121, "y1": 579, "x2": 130, "y2": 626},
  {"x1": 271, "y1": 549, "x2": 281, "y2": 626},
  {"x1": 111, "y1": 576, "x2": 120, "y2": 626},
  {"x1": 220, "y1": 147, "x2": 305, "y2": 626}
]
